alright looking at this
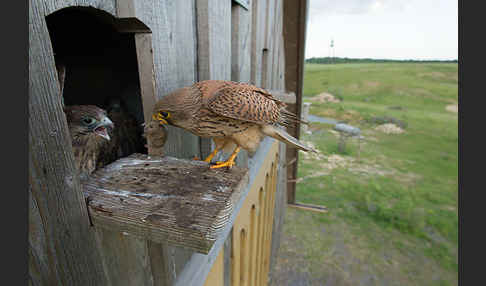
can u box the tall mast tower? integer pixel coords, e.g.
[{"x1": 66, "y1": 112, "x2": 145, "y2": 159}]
[{"x1": 330, "y1": 38, "x2": 335, "y2": 64}]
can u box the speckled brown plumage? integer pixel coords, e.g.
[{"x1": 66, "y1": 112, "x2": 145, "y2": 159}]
[
  {"x1": 64, "y1": 105, "x2": 114, "y2": 177},
  {"x1": 153, "y1": 80, "x2": 315, "y2": 168}
]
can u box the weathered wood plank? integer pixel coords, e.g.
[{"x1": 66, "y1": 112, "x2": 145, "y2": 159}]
[
  {"x1": 94, "y1": 229, "x2": 154, "y2": 286},
  {"x1": 288, "y1": 203, "x2": 329, "y2": 213},
  {"x1": 43, "y1": 0, "x2": 117, "y2": 16},
  {"x1": 196, "y1": 0, "x2": 232, "y2": 81},
  {"x1": 283, "y1": 0, "x2": 309, "y2": 203},
  {"x1": 250, "y1": 0, "x2": 267, "y2": 87},
  {"x1": 134, "y1": 33, "x2": 158, "y2": 123},
  {"x1": 171, "y1": 138, "x2": 278, "y2": 286},
  {"x1": 231, "y1": 2, "x2": 252, "y2": 168},
  {"x1": 196, "y1": 0, "x2": 232, "y2": 159},
  {"x1": 131, "y1": 2, "x2": 203, "y2": 285},
  {"x1": 29, "y1": 1, "x2": 109, "y2": 285},
  {"x1": 132, "y1": 0, "x2": 200, "y2": 159},
  {"x1": 83, "y1": 154, "x2": 249, "y2": 254},
  {"x1": 269, "y1": 142, "x2": 288, "y2": 283},
  {"x1": 231, "y1": 3, "x2": 252, "y2": 83},
  {"x1": 262, "y1": 0, "x2": 276, "y2": 89}
]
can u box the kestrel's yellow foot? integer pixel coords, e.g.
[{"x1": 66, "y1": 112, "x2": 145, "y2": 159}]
[
  {"x1": 209, "y1": 147, "x2": 241, "y2": 169},
  {"x1": 192, "y1": 156, "x2": 200, "y2": 161},
  {"x1": 204, "y1": 147, "x2": 221, "y2": 163},
  {"x1": 210, "y1": 159, "x2": 236, "y2": 169}
]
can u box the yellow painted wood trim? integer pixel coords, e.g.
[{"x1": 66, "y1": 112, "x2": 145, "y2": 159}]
[
  {"x1": 204, "y1": 247, "x2": 224, "y2": 286},
  {"x1": 207, "y1": 140, "x2": 279, "y2": 286}
]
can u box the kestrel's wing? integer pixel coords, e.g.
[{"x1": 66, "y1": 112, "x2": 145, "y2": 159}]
[{"x1": 206, "y1": 84, "x2": 284, "y2": 124}]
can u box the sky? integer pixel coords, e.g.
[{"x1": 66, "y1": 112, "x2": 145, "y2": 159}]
[{"x1": 305, "y1": 0, "x2": 458, "y2": 60}]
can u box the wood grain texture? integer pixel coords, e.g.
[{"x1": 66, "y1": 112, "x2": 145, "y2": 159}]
[
  {"x1": 269, "y1": 142, "x2": 288, "y2": 283},
  {"x1": 288, "y1": 203, "x2": 329, "y2": 213},
  {"x1": 250, "y1": 0, "x2": 267, "y2": 87},
  {"x1": 135, "y1": 33, "x2": 158, "y2": 123},
  {"x1": 132, "y1": 0, "x2": 200, "y2": 159},
  {"x1": 231, "y1": 3, "x2": 252, "y2": 84},
  {"x1": 122, "y1": 3, "x2": 202, "y2": 285},
  {"x1": 29, "y1": 1, "x2": 110, "y2": 285},
  {"x1": 231, "y1": 2, "x2": 252, "y2": 168},
  {"x1": 83, "y1": 154, "x2": 249, "y2": 254},
  {"x1": 43, "y1": 0, "x2": 117, "y2": 16},
  {"x1": 196, "y1": 0, "x2": 232, "y2": 160},
  {"x1": 283, "y1": 0, "x2": 309, "y2": 203},
  {"x1": 171, "y1": 138, "x2": 277, "y2": 286},
  {"x1": 94, "y1": 228, "x2": 154, "y2": 286}
]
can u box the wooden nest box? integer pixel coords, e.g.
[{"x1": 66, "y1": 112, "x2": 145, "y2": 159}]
[
  {"x1": 30, "y1": 0, "x2": 308, "y2": 285},
  {"x1": 83, "y1": 154, "x2": 248, "y2": 254}
]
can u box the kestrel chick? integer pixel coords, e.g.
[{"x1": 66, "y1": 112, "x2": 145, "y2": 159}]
[
  {"x1": 152, "y1": 80, "x2": 315, "y2": 169},
  {"x1": 64, "y1": 105, "x2": 114, "y2": 177}
]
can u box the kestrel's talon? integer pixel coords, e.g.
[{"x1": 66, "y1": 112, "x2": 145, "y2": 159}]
[
  {"x1": 210, "y1": 160, "x2": 235, "y2": 169},
  {"x1": 192, "y1": 156, "x2": 200, "y2": 161},
  {"x1": 210, "y1": 146, "x2": 240, "y2": 169},
  {"x1": 203, "y1": 147, "x2": 220, "y2": 163}
]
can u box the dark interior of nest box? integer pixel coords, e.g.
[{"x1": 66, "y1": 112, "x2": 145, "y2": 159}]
[{"x1": 46, "y1": 7, "x2": 149, "y2": 161}]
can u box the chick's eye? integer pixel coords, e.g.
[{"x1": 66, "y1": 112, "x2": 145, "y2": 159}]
[{"x1": 83, "y1": 117, "x2": 95, "y2": 125}]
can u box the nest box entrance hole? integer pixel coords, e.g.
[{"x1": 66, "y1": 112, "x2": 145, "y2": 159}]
[{"x1": 46, "y1": 7, "x2": 154, "y2": 165}]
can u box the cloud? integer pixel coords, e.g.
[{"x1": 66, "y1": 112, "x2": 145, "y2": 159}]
[{"x1": 308, "y1": 0, "x2": 407, "y2": 20}]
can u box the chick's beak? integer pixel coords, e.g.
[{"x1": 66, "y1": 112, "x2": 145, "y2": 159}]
[{"x1": 94, "y1": 116, "x2": 114, "y2": 141}]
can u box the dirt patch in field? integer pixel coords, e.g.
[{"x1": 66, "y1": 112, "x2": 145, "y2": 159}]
[
  {"x1": 445, "y1": 104, "x2": 458, "y2": 113},
  {"x1": 374, "y1": 123, "x2": 405, "y2": 134},
  {"x1": 309, "y1": 92, "x2": 341, "y2": 103}
]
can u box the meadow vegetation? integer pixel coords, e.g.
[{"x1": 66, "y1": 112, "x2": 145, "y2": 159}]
[{"x1": 271, "y1": 63, "x2": 458, "y2": 286}]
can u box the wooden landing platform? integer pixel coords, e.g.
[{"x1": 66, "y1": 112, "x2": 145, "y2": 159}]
[{"x1": 82, "y1": 154, "x2": 248, "y2": 254}]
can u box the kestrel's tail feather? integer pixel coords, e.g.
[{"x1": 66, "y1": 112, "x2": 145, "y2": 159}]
[
  {"x1": 280, "y1": 108, "x2": 310, "y2": 126},
  {"x1": 261, "y1": 125, "x2": 317, "y2": 153}
]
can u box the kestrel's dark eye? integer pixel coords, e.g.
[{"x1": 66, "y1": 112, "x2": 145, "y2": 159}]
[
  {"x1": 83, "y1": 117, "x2": 96, "y2": 125},
  {"x1": 161, "y1": 112, "x2": 169, "y2": 118}
]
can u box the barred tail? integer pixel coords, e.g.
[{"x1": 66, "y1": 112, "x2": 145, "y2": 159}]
[
  {"x1": 261, "y1": 124, "x2": 317, "y2": 153},
  {"x1": 279, "y1": 108, "x2": 309, "y2": 127}
]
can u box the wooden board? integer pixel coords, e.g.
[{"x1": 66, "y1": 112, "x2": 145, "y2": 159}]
[
  {"x1": 288, "y1": 203, "x2": 328, "y2": 213},
  {"x1": 29, "y1": 1, "x2": 113, "y2": 285},
  {"x1": 269, "y1": 141, "x2": 288, "y2": 283},
  {"x1": 231, "y1": 2, "x2": 252, "y2": 168},
  {"x1": 83, "y1": 154, "x2": 249, "y2": 254},
  {"x1": 250, "y1": 0, "x2": 267, "y2": 87},
  {"x1": 283, "y1": 0, "x2": 309, "y2": 203},
  {"x1": 196, "y1": 0, "x2": 232, "y2": 160}
]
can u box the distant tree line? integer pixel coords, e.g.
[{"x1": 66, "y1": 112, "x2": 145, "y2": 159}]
[{"x1": 305, "y1": 57, "x2": 458, "y2": 64}]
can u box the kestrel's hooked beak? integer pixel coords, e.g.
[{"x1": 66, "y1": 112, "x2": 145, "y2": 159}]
[
  {"x1": 94, "y1": 116, "x2": 114, "y2": 141},
  {"x1": 152, "y1": 113, "x2": 168, "y2": 125}
]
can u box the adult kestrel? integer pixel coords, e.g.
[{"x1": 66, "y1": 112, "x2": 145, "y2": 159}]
[{"x1": 152, "y1": 80, "x2": 315, "y2": 169}]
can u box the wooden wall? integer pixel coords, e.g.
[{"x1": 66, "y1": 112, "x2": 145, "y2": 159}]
[{"x1": 29, "y1": 0, "x2": 294, "y2": 285}]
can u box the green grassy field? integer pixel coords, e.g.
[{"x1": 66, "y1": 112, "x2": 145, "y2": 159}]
[{"x1": 271, "y1": 63, "x2": 458, "y2": 286}]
